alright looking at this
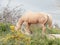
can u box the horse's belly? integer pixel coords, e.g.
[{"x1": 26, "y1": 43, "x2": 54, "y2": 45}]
[{"x1": 28, "y1": 19, "x2": 38, "y2": 24}]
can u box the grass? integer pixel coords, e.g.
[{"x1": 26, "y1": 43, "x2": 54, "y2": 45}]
[{"x1": 0, "y1": 23, "x2": 60, "y2": 45}]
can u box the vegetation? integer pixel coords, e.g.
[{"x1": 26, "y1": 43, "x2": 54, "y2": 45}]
[
  {"x1": 0, "y1": 0, "x2": 60, "y2": 45},
  {"x1": 0, "y1": 7, "x2": 60, "y2": 45},
  {"x1": 0, "y1": 23, "x2": 60, "y2": 45}
]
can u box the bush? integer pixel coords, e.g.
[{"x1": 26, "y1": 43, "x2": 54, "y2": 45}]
[
  {"x1": 0, "y1": 23, "x2": 11, "y2": 32},
  {"x1": 0, "y1": 24, "x2": 60, "y2": 45}
]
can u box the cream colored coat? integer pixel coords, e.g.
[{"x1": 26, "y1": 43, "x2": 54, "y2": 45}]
[{"x1": 15, "y1": 11, "x2": 52, "y2": 34}]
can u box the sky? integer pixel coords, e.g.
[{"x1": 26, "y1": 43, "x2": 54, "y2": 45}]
[{"x1": 0, "y1": 0, "x2": 60, "y2": 26}]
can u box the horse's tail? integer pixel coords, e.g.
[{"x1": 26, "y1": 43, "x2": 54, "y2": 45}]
[{"x1": 47, "y1": 15, "x2": 52, "y2": 29}]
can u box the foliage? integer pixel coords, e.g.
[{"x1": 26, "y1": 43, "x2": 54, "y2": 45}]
[
  {"x1": 0, "y1": 23, "x2": 11, "y2": 32},
  {"x1": 0, "y1": 23, "x2": 60, "y2": 45},
  {"x1": 0, "y1": 0, "x2": 25, "y2": 25}
]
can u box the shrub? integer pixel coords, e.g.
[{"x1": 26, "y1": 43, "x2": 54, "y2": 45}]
[
  {"x1": 0, "y1": 23, "x2": 11, "y2": 32},
  {"x1": 0, "y1": 24, "x2": 60, "y2": 45}
]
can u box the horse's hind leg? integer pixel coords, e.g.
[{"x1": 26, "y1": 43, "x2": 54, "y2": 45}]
[{"x1": 41, "y1": 24, "x2": 46, "y2": 35}]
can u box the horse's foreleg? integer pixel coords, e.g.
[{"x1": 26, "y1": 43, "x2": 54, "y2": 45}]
[
  {"x1": 25, "y1": 22, "x2": 32, "y2": 34},
  {"x1": 15, "y1": 19, "x2": 23, "y2": 31}
]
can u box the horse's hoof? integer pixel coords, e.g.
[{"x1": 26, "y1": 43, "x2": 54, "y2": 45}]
[
  {"x1": 25, "y1": 32, "x2": 31, "y2": 35},
  {"x1": 30, "y1": 31, "x2": 32, "y2": 34}
]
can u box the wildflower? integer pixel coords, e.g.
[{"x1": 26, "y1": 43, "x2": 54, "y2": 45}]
[
  {"x1": 10, "y1": 25, "x2": 15, "y2": 32},
  {"x1": 24, "y1": 37, "x2": 31, "y2": 45},
  {"x1": 26, "y1": 37, "x2": 31, "y2": 41},
  {"x1": 16, "y1": 31, "x2": 25, "y2": 38}
]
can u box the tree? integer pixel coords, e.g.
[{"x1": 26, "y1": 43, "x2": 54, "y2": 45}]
[{"x1": 0, "y1": 0, "x2": 25, "y2": 25}]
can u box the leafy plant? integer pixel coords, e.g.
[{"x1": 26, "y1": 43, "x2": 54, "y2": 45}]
[{"x1": 0, "y1": 23, "x2": 60, "y2": 45}]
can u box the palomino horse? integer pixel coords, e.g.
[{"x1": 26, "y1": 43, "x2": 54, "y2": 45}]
[{"x1": 15, "y1": 11, "x2": 52, "y2": 35}]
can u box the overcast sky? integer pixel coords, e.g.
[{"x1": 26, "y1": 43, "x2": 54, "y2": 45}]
[{"x1": 0, "y1": 0, "x2": 60, "y2": 26}]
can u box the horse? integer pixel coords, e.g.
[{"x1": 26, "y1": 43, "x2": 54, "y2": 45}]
[{"x1": 15, "y1": 11, "x2": 52, "y2": 35}]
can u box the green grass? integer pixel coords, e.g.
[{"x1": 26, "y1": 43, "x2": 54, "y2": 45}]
[{"x1": 0, "y1": 23, "x2": 60, "y2": 45}]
